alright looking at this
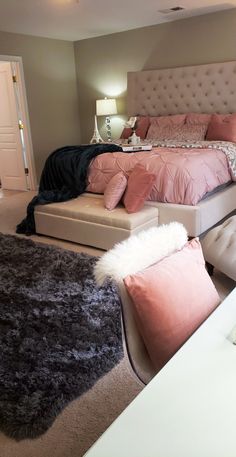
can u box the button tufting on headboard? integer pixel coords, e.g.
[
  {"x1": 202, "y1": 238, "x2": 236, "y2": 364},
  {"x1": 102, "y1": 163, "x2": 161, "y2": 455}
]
[{"x1": 127, "y1": 61, "x2": 236, "y2": 116}]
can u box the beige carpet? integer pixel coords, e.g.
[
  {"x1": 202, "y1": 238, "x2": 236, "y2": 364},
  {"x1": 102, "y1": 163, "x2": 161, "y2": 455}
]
[{"x1": 0, "y1": 190, "x2": 235, "y2": 457}]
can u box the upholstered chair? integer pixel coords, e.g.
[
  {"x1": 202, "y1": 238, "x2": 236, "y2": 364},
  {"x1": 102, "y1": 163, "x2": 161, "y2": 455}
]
[{"x1": 94, "y1": 223, "x2": 220, "y2": 384}]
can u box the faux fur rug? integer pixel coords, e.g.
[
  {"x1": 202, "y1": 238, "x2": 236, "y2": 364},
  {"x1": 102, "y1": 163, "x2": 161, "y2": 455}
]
[{"x1": 0, "y1": 234, "x2": 123, "y2": 441}]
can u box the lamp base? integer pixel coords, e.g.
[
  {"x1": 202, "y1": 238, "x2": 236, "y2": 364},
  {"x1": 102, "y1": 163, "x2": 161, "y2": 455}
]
[
  {"x1": 90, "y1": 115, "x2": 104, "y2": 144},
  {"x1": 105, "y1": 116, "x2": 112, "y2": 142}
]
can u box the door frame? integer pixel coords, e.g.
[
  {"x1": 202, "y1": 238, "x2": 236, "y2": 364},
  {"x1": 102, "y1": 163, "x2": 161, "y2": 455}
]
[{"x1": 0, "y1": 54, "x2": 37, "y2": 190}]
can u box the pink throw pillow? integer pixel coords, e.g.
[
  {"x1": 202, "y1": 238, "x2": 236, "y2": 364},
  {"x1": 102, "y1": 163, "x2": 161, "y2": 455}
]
[
  {"x1": 186, "y1": 113, "x2": 212, "y2": 126},
  {"x1": 124, "y1": 238, "x2": 220, "y2": 370},
  {"x1": 146, "y1": 123, "x2": 207, "y2": 141},
  {"x1": 150, "y1": 114, "x2": 186, "y2": 127},
  {"x1": 146, "y1": 114, "x2": 186, "y2": 140},
  {"x1": 206, "y1": 113, "x2": 236, "y2": 142},
  {"x1": 120, "y1": 116, "x2": 150, "y2": 140},
  {"x1": 123, "y1": 165, "x2": 156, "y2": 213},
  {"x1": 146, "y1": 114, "x2": 186, "y2": 139},
  {"x1": 104, "y1": 172, "x2": 127, "y2": 210}
]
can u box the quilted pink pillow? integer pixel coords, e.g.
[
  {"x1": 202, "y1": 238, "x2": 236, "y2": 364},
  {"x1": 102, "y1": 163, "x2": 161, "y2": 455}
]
[
  {"x1": 123, "y1": 164, "x2": 156, "y2": 213},
  {"x1": 124, "y1": 238, "x2": 220, "y2": 370},
  {"x1": 120, "y1": 116, "x2": 150, "y2": 140},
  {"x1": 206, "y1": 113, "x2": 236, "y2": 142},
  {"x1": 104, "y1": 172, "x2": 127, "y2": 210}
]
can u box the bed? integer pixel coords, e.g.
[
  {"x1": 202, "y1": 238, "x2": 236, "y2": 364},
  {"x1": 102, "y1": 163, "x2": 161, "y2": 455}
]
[{"x1": 86, "y1": 60, "x2": 236, "y2": 237}]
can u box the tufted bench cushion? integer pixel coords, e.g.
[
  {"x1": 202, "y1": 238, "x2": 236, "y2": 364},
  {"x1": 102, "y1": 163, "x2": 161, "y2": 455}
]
[
  {"x1": 201, "y1": 216, "x2": 236, "y2": 281},
  {"x1": 34, "y1": 193, "x2": 159, "y2": 250}
]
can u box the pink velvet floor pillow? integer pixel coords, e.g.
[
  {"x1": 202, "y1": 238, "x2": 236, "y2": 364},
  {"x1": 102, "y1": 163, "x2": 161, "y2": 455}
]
[
  {"x1": 123, "y1": 165, "x2": 156, "y2": 213},
  {"x1": 104, "y1": 172, "x2": 127, "y2": 210},
  {"x1": 124, "y1": 238, "x2": 220, "y2": 371}
]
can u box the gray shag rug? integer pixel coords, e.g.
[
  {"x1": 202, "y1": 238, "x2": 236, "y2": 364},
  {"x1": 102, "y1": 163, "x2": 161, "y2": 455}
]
[{"x1": 0, "y1": 234, "x2": 123, "y2": 441}]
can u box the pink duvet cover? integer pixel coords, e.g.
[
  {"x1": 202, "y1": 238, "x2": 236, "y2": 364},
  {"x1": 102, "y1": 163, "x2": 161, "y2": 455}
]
[{"x1": 86, "y1": 145, "x2": 231, "y2": 206}]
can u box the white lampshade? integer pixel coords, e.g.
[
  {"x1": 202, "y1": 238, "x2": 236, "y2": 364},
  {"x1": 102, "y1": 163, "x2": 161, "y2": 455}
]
[{"x1": 96, "y1": 98, "x2": 117, "y2": 116}]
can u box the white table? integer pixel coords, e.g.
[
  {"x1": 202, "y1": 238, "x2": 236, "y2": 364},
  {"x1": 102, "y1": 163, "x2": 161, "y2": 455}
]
[{"x1": 84, "y1": 287, "x2": 236, "y2": 457}]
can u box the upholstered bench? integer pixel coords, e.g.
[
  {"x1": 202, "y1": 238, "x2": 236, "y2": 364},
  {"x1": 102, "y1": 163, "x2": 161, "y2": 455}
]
[
  {"x1": 201, "y1": 216, "x2": 236, "y2": 281},
  {"x1": 34, "y1": 193, "x2": 159, "y2": 250}
]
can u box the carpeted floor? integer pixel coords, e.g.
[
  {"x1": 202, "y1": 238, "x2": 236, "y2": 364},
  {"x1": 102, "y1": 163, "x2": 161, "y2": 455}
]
[{"x1": 0, "y1": 190, "x2": 234, "y2": 457}]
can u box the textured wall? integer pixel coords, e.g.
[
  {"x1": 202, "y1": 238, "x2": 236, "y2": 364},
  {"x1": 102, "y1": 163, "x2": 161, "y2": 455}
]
[
  {"x1": 0, "y1": 31, "x2": 80, "y2": 179},
  {"x1": 74, "y1": 9, "x2": 236, "y2": 143}
]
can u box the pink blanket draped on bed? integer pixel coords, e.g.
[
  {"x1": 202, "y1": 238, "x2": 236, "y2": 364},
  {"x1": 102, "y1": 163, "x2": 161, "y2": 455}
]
[{"x1": 87, "y1": 144, "x2": 231, "y2": 206}]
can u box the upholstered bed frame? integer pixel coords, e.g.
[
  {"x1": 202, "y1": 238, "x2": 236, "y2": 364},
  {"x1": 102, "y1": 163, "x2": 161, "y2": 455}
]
[
  {"x1": 35, "y1": 61, "x2": 236, "y2": 247},
  {"x1": 127, "y1": 61, "x2": 236, "y2": 235},
  {"x1": 127, "y1": 61, "x2": 236, "y2": 116}
]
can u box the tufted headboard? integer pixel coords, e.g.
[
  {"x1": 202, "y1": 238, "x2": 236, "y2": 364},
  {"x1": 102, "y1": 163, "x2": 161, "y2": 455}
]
[{"x1": 127, "y1": 61, "x2": 236, "y2": 116}]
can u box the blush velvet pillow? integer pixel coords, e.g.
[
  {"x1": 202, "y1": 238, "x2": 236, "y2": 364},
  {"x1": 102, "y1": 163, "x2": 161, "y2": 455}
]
[
  {"x1": 120, "y1": 116, "x2": 150, "y2": 140},
  {"x1": 124, "y1": 238, "x2": 220, "y2": 370},
  {"x1": 104, "y1": 172, "x2": 127, "y2": 210},
  {"x1": 206, "y1": 113, "x2": 236, "y2": 142},
  {"x1": 123, "y1": 165, "x2": 156, "y2": 213}
]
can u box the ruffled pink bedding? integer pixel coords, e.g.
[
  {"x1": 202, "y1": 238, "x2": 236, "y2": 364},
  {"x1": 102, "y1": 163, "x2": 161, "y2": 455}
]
[{"x1": 86, "y1": 144, "x2": 232, "y2": 206}]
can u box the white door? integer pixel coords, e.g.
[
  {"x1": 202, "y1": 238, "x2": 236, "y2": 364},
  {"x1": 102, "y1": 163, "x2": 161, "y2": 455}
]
[{"x1": 0, "y1": 61, "x2": 27, "y2": 190}]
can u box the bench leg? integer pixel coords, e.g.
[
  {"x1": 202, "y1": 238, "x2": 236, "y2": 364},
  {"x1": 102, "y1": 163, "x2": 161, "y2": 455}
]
[{"x1": 206, "y1": 262, "x2": 214, "y2": 276}]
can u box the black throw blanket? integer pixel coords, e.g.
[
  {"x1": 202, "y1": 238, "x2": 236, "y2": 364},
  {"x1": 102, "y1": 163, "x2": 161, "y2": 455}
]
[{"x1": 16, "y1": 143, "x2": 122, "y2": 235}]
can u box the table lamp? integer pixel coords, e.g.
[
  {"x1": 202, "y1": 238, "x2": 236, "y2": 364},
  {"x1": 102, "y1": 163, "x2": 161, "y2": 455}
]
[{"x1": 96, "y1": 97, "x2": 117, "y2": 142}]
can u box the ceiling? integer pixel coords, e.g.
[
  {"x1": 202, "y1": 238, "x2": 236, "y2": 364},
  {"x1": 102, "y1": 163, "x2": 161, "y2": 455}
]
[{"x1": 0, "y1": 0, "x2": 235, "y2": 42}]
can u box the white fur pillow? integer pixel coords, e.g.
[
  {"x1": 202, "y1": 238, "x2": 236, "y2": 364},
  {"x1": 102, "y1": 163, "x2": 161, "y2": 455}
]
[{"x1": 94, "y1": 222, "x2": 188, "y2": 286}]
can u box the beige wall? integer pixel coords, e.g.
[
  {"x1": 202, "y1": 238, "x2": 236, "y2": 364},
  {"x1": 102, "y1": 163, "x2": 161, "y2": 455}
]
[
  {"x1": 0, "y1": 31, "x2": 80, "y2": 180},
  {"x1": 1, "y1": 8, "x2": 236, "y2": 176},
  {"x1": 74, "y1": 9, "x2": 236, "y2": 143}
]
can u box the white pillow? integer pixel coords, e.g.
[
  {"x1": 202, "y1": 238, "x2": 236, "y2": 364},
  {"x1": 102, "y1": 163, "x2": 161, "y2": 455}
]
[{"x1": 94, "y1": 222, "x2": 188, "y2": 286}]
